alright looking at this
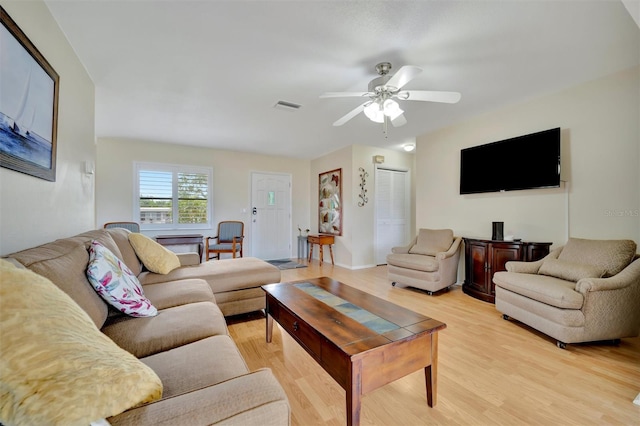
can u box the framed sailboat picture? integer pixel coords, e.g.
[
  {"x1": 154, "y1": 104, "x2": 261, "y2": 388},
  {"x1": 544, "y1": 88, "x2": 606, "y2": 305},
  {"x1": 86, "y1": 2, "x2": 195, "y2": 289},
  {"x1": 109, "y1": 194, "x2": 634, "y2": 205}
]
[{"x1": 0, "y1": 7, "x2": 59, "y2": 182}]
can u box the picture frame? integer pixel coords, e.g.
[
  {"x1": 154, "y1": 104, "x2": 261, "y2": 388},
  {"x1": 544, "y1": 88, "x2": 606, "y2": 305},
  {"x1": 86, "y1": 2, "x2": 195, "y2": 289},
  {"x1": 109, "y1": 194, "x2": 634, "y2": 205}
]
[
  {"x1": 318, "y1": 168, "x2": 342, "y2": 236},
  {"x1": 0, "y1": 6, "x2": 59, "y2": 182}
]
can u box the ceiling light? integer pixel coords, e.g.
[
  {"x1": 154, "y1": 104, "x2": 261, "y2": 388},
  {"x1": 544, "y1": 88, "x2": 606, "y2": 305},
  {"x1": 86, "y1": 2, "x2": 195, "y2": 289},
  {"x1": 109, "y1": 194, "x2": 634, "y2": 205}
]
[
  {"x1": 403, "y1": 143, "x2": 415, "y2": 152},
  {"x1": 364, "y1": 98, "x2": 404, "y2": 124},
  {"x1": 383, "y1": 99, "x2": 403, "y2": 120},
  {"x1": 364, "y1": 101, "x2": 384, "y2": 123}
]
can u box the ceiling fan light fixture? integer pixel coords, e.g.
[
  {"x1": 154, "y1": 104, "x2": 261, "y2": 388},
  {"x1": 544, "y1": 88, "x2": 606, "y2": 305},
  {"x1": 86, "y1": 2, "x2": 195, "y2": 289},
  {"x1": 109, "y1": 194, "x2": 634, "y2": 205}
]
[
  {"x1": 322, "y1": 62, "x2": 460, "y2": 129},
  {"x1": 383, "y1": 99, "x2": 403, "y2": 120},
  {"x1": 364, "y1": 101, "x2": 384, "y2": 123}
]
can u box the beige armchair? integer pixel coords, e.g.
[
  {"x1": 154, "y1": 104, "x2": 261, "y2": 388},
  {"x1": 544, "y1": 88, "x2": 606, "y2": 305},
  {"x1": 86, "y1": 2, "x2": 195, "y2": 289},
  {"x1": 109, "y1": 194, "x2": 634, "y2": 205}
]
[
  {"x1": 493, "y1": 238, "x2": 640, "y2": 348},
  {"x1": 387, "y1": 228, "x2": 462, "y2": 295}
]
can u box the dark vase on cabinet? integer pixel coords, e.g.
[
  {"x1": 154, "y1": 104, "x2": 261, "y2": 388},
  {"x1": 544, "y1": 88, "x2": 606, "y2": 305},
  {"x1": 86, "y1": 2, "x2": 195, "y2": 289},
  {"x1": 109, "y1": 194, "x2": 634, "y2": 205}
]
[{"x1": 462, "y1": 238, "x2": 552, "y2": 303}]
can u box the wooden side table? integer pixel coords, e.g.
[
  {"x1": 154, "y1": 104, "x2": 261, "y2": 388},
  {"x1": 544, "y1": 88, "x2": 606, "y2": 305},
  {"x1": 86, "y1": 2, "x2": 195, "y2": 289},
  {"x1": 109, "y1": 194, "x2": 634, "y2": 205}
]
[
  {"x1": 307, "y1": 234, "x2": 335, "y2": 266},
  {"x1": 155, "y1": 234, "x2": 204, "y2": 263}
]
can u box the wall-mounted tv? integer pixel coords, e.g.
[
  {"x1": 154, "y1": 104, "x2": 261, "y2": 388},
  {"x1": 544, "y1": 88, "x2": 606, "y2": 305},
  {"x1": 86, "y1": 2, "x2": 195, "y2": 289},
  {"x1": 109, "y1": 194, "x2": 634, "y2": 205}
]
[{"x1": 460, "y1": 127, "x2": 561, "y2": 195}]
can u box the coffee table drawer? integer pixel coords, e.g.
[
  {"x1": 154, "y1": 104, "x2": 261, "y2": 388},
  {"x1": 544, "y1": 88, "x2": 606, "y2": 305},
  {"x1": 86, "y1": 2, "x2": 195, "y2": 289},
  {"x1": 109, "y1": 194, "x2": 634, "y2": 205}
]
[{"x1": 277, "y1": 304, "x2": 322, "y2": 358}]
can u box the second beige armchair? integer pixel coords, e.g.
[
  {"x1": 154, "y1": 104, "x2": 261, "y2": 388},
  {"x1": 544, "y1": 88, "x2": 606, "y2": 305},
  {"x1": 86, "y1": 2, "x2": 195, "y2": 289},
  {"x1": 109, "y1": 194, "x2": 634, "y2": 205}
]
[{"x1": 387, "y1": 228, "x2": 462, "y2": 295}]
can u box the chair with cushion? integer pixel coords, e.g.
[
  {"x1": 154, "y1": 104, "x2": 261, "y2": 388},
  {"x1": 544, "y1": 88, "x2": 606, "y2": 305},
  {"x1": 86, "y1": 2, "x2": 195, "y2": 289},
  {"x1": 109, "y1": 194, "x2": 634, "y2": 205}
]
[
  {"x1": 104, "y1": 221, "x2": 140, "y2": 233},
  {"x1": 206, "y1": 221, "x2": 244, "y2": 260},
  {"x1": 387, "y1": 228, "x2": 462, "y2": 295},
  {"x1": 493, "y1": 237, "x2": 640, "y2": 348}
]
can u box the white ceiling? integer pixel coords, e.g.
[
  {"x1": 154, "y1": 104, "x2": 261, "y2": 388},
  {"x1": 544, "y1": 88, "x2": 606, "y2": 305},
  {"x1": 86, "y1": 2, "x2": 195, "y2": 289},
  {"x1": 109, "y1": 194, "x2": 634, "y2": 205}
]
[{"x1": 44, "y1": 0, "x2": 639, "y2": 159}]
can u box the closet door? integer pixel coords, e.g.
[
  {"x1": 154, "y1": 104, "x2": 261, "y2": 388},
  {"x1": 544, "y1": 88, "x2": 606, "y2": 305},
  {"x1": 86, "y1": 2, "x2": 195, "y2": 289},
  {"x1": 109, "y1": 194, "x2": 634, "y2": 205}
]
[{"x1": 375, "y1": 168, "x2": 410, "y2": 265}]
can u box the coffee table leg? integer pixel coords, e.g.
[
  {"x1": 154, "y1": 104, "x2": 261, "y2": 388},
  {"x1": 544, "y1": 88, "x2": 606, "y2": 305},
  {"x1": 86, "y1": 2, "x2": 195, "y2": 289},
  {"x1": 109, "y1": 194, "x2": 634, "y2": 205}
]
[
  {"x1": 424, "y1": 332, "x2": 438, "y2": 407},
  {"x1": 347, "y1": 359, "x2": 363, "y2": 426},
  {"x1": 266, "y1": 312, "x2": 273, "y2": 343}
]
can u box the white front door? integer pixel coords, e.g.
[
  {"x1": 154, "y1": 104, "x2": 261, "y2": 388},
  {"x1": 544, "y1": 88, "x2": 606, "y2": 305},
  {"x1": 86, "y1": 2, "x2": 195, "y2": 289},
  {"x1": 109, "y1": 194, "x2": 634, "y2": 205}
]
[
  {"x1": 375, "y1": 168, "x2": 410, "y2": 264},
  {"x1": 250, "y1": 172, "x2": 292, "y2": 260}
]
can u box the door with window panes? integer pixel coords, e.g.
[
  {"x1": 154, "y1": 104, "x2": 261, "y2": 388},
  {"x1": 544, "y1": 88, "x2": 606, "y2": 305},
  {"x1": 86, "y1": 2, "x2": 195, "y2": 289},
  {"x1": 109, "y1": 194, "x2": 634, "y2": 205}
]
[{"x1": 250, "y1": 172, "x2": 291, "y2": 260}]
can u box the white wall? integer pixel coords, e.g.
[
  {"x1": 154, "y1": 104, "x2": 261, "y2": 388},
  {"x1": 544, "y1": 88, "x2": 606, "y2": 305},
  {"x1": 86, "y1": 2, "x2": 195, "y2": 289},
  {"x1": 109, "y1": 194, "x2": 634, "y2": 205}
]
[
  {"x1": 311, "y1": 144, "x2": 415, "y2": 269},
  {"x1": 0, "y1": 1, "x2": 95, "y2": 255},
  {"x1": 96, "y1": 138, "x2": 310, "y2": 257},
  {"x1": 351, "y1": 144, "x2": 415, "y2": 268},
  {"x1": 416, "y1": 66, "x2": 640, "y2": 248},
  {"x1": 310, "y1": 145, "x2": 352, "y2": 267}
]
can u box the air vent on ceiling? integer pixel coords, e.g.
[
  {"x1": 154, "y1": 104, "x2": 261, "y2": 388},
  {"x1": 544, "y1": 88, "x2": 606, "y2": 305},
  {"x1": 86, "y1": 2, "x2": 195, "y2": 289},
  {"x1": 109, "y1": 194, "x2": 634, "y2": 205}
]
[{"x1": 273, "y1": 100, "x2": 302, "y2": 111}]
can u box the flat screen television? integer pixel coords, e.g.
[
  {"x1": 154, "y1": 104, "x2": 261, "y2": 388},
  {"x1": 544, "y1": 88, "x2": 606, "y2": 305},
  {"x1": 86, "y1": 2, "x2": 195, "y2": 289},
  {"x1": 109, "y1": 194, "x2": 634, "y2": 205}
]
[{"x1": 460, "y1": 127, "x2": 561, "y2": 195}]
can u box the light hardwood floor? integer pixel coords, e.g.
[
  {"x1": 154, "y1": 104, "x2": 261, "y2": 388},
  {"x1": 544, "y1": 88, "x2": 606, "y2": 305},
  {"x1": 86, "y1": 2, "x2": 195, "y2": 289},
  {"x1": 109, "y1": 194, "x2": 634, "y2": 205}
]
[{"x1": 227, "y1": 261, "x2": 640, "y2": 425}]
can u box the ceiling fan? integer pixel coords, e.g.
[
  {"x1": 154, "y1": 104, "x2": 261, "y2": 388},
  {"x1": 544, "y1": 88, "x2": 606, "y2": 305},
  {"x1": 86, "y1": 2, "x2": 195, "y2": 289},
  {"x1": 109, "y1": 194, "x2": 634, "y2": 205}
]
[{"x1": 320, "y1": 62, "x2": 461, "y2": 128}]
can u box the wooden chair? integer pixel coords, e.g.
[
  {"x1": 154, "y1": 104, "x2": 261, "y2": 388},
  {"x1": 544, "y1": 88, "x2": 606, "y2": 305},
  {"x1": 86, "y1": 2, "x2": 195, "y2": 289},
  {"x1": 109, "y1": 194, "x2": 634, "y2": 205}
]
[
  {"x1": 104, "y1": 221, "x2": 140, "y2": 233},
  {"x1": 206, "y1": 221, "x2": 244, "y2": 260}
]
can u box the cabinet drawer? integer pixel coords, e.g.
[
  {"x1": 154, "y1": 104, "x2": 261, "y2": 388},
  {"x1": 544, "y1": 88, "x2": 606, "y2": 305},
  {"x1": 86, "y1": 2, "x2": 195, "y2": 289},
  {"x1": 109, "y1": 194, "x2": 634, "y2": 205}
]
[{"x1": 277, "y1": 304, "x2": 322, "y2": 359}]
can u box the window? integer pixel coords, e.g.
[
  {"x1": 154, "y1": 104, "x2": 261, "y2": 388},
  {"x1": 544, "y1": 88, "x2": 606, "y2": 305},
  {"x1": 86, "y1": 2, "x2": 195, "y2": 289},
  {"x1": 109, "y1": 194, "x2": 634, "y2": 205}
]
[{"x1": 134, "y1": 162, "x2": 212, "y2": 230}]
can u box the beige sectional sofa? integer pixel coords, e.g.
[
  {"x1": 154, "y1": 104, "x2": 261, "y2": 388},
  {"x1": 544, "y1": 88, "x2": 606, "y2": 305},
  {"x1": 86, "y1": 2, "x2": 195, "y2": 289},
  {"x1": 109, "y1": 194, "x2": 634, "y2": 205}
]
[
  {"x1": 493, "y1": 237, "x2": 640, "y2": 348},
  {"x1": 1, "y1": 228, "x2": 289, "y2": 425}
]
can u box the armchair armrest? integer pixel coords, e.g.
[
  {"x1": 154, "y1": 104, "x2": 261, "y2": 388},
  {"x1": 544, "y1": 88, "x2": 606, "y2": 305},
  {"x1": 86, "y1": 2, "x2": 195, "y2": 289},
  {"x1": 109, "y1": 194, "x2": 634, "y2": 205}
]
[
  {"x1": 573, "y1": 258, "x2": 640, "y2": 339},
  {"x1": 436, "y1": 237, "x2": 462, "y2": 260},
  {"x1": 505, "y1": 247, "x2": 562, "y2": 273},
  {"x1": 576, "y1": 258, "x2": 640, "y2": 293},
  {"x1": 391, "y1": 235, "x2": 418, "y2": 254}
]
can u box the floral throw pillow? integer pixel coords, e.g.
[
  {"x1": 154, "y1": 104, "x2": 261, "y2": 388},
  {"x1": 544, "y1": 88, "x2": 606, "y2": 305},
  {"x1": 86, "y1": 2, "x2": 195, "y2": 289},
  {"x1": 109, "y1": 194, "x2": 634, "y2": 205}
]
[{"x1": 87, "y1": 241, "x2": 157, "y2": 317}]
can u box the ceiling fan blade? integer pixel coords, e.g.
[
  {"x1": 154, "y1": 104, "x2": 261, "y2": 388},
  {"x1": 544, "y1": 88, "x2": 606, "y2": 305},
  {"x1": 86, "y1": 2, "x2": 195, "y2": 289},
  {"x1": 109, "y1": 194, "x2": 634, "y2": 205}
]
[
  {"x1": 400, "y1": 90, "x2": 462, "y2": 103},
  {"x1": 391, "y1": 113, "x2": 407, "y2": 127},
  {"x1": 386, "y1": 65, "x2": 422, "y2": 90},
  {"x1": 320, "y1": 92, "x2": 370, "y2": 98},
  {"x1": 332, "y1": 102, "x2": 367, "y2": 126}
]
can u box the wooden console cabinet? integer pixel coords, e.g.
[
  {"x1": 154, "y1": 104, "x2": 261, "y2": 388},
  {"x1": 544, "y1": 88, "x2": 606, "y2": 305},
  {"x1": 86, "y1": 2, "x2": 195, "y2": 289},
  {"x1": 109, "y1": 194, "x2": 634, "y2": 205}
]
[{"x1": 462, "y1": 238, "x2": 551, "y2": 303}]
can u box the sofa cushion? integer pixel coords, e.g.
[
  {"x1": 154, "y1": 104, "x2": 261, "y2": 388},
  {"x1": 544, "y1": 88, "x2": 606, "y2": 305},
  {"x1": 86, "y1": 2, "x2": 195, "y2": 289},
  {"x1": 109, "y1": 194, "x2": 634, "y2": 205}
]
[
  {"x1": 386, "y1": 253, "x2": 439, "y2": 272},
  {"x1": 538, "y1": 258, "x2": 605, "y2": 282},
  {"x1": 493, "y1": 271, "x2": 584, "y2": 309},
  {"x1": 74, "y1": 229, "x2": 125, "y2": 259},
  {"x1": 101, "y1": 301, "x2": 228, "y2": 358},
  {"x1": 138, "y1": 257, "x2": 281, "y2": 294},
  {"x1": 8, "y1": 241, "x2": 109, "y2": 328},
  {"x1": 128, "y1": 233, "x2": 181, "y2": 275},
  {"x1": 106, "y1": 228, "x2": 143, "y2": 276},
  {"x1": 495, "y1": 286, "x2": 586, "y2": 328},
  {"x1": 140, "y1": 335, "x2": 250, "y2": 400},
  {"x1": 87, "y1": 241, "x2": 157, "y2": 317},
  {"x1": 108, "y1": 369, "x2": 290, "y2": 426},
  {"x1": 409, "y1": 229, "x2": 453, "y2": 256},
  {"x1": 142, "y1": 278, "x2": 215, "y2": 310},
  {"x1": 0, "y1": 260, "x2": 162, "y2": 426},
  {"x1": 558, "y1": 238, "x2": 637, "y2": 277}
]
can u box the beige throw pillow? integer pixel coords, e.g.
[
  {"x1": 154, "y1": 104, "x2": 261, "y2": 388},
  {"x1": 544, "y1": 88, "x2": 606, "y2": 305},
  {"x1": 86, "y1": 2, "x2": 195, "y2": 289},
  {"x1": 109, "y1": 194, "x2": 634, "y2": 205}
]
[
  {"x1": 409, "y1": 229, "x2": 454, "y2": 256},
  {"x1": 538, "y1": 258, "x2": 605, "y2": 282},
  {"x1": 128, "y1": 233, "x2": 181, "y2": 274},
  {"x1": 0, "y1": 259, "x2": 162, "y2": 426}
]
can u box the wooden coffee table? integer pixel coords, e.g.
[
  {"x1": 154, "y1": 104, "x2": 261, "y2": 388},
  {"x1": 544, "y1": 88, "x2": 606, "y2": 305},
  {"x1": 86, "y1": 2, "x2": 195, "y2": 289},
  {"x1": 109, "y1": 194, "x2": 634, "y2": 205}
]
[{"x1": 262, "y1": 277, "x2": 446, "y2": 426}]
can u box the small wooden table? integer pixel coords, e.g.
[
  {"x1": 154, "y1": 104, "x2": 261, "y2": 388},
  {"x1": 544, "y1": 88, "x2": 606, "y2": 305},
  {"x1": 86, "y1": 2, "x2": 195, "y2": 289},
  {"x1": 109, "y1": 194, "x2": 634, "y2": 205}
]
[
  {"x1": 263, "y1": 277, "x2": 446, "y2": 426},
  {"x1": 307, "y1": 234, "x2": 335, "y2": 265},
  {"x1": 155, "y1": 234, "x2": 204, "y2": 263}
]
